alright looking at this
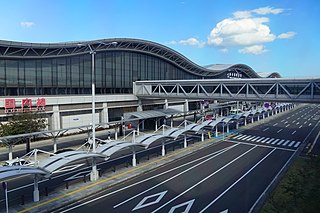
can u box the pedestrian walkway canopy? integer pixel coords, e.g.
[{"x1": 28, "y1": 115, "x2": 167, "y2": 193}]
[
  {"x1": 0, "y1": 166, "x2": 50, "y2": 181},
  {"x1": 96, "y1": 141, "x2": 145, "y2": 158},
  {"x1": 135, "y1": 134, "x2": 172, "y2": 148},
  {"x1": 38, "y1": 151, "x2": 105, "y2": 173},
  {"x1": 124, "y1": 109, "x2": 182, "y2": 120}
]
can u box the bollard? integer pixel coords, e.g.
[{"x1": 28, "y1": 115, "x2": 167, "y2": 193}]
[
  {"x1": 65, "y1": 182, "x2": 69, "y2": 189},
  {"x1": 113, "y1": 166, "x2": 116, "y2": 172}
]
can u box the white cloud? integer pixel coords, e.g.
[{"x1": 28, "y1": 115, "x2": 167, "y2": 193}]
[
  {"x1": 219, "y1": 48, "x2": 228, "y2": 53},
  {"x1": 179, "y1": 38, "x2": 205, "y2": 48},
  {"x1": 167, "y1": 38, "x2": 205, "y2": 48},
  {"x1": 278, "y1": 31, "x2": 296, "y2": 39},
  {"x1": 166, "y1": 40, "x2": 177, "y2": 45},
  {"x1": 239, "y1": 45, "x2": 268, "y2": 54},
  {"x1": 20, "y1": 21, "x2": 35, "y2": 28},
  {"x1": 208, "y1": 17, "x2": 276, "y2": 47},
  {"x1": 252, "y1": 6, "x2": 284, "y2": 15}
]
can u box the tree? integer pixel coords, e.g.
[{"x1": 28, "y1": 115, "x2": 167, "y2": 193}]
[{"x1": 0, "y1": 111, "x2": 47, "y2": 153}]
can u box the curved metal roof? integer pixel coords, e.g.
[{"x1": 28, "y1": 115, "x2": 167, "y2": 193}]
[
  {"x1": 0, "y1": 38, "x2": 280, "y2": 78},
  {"x1": 0, "y1": 166, "x2": 50, "y2": 180},
  {"x1": 96, "y1": 141, "x2": 145, "y2": 157},
  {"x1": 135, "y1": 134, "x2": 172, "y2": 148},
  {"x1": 38, "y1": 151, "x2": 105, "y2": 173}
]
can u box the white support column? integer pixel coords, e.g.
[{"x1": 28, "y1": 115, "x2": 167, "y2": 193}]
[
  {"x1": 137, "y1": 99, "x2": 143, "y2": 112},
  {"x1": 201, "y1": 132, "x2": 204, "y2": 141},
  {"x1": 226, "y1": 124, "x2": 229, "y2": 133},
  {"x1": 161, "y1": 141, "x2": 165, "y2": 156},
  {"x1": 90, "y1": 158, "x2": 99, "y2": 181},
  {"x1": 53, "y1": 138, "x2": 57, "y2": 153},
  {"x1": 33, "y1": 175, "x2": 39, "y2": 202},
  {"x1": 236, "y1": 122, "x2": 239, "y2": 129},
  {"x1": 101, "y1": 103, "x2": 109, "y2": 128},
  {"x1": 170, "y1": 117, "x2": 173, "y2": 128},
  {"x1": 52, "y1": 105, "x2": 61, "y2": 130},
  {"x1": 132, "y1": 149, "x2": 137, "y2": 167},
  {"x1": 251, "y1": 117, "x2": 254, "y2": 123},
  {"x1": 115, "y1": 127, "x2": 118, "y2": 140},
  {"x1": 184, "y1": 99, "x2": 189, "y2": 113},
  {"x1": 8, "y1": 144, "x2": 13, "y2": 160},
  {"x1": 257, "y1": 115, "x2": 260, "y2": 121},
  {"x1": 263, "y1": 113, "x2": 265, "y2": 120},
  {"x1": 137, "y1": 123, "x2": 140, "y2": 136},
  {"x1": 155, "y1": 119, "x2": 158, "y2": 131},
  {"x1": 164, "y1": 99, "x2": 168, "y2": 110},
  {"x1": 244, "y1": 119, "x2": 247, "y2": 126},
  {"x1": 215, "y1": 128, "x2": 218, "y2": 137},
  {"x1": 184, "y1": 134, "x2": 187, "y2": 148}
]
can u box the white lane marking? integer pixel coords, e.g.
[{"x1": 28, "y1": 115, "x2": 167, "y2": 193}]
[
  {"x1": 256, "y1": 137, "x2": 265, "y2": 142},
  {"x1": 288, "y1": 141, "x2": 295, "y2": 147},
  {"x1": 294, "y1": 142, "x2": 301, "y2": 148},
  {"x1": 261, "y1": 138, "x2": 270, "y2": 143},
  {"x1": 277, "y1": 129, "x2": 283, "y2": 133},
  {"x1": 299, "y1": 125, "x2": 303, "y2": 128},
  {"x1": 281, "y1": 119, "x2": 285, "y2": 122},
  {"x1": 309, "y1": 123, "x2": 312, "y2": 126},
  {"x1": 285, "y1": 124, "x2": 290, "y2": 128},
  {"x1": 151, "y1": 146, "x2": 258, "y2": 213},
  {"x1": 113, "y1": 144, "x2": 239, "y2": 209},
  {"x1": 271, "y1": 139, "x2": 280, "y2": 145},
  {"x1": 292, "y1": 131, "x2": 296, "y2": 135},
  {"x1": 168, "y1": 199, "x2": 195, "y2": 213},
  {"x1": 304, "y1": 121, "x2": 307, "y2": 124},
  {"x1": 296, "y1": 122, "x2": 299, "y2": 125},
  {"x1": 266, "y1": 138, "x2": 275, "y2": 144},
  {"x1": 273, "y1": 123, "x2": 278, "y2": 126},
  {"x1": 132, "y1": 191, "x2": 168, "y2": 211},
  {"x1": 277, "y1": 139, "x2": 285, "y2": 145},
  {"x1": 263, "y1": 127, "x2": 269, "y2": 132},
  {"x1": 15, "y1": 142, "x2": 238, "y2": 199},
  {"x1": 284, "y1": 121, "x2": 288, "y2": 124},
  {"x1": 199, "y1": 148, "x2": 276, "y2": 213}
]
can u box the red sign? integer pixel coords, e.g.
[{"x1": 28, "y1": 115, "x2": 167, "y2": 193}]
[
  {"x1": 4, "y1": 99, "x2": 16, "y2": 109},
  {"x1": 37, "y1": 98, "x2": 46, "y2": 107},
  {"x1": 3, "y1": 98, "x2": 46, "y2": 113},
  {"x1": 22, "y1": 98, "x2": 32, "y2": 109}
]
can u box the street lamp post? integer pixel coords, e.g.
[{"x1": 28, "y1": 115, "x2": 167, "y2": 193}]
[{"x1": 78, "y1": 41, "x2": 117, "y2": 181}]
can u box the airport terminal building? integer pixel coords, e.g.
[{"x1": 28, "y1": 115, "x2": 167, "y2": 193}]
[{"x1": 0, "y1": 38, "x2": 281, "y2": 130}]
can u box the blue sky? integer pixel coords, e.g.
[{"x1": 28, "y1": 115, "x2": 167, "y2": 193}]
[{"x1": 0, "y1": 0, "x2": 319, "y2": 77}]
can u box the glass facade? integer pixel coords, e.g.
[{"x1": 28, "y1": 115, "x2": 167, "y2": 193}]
[{"x1": 0, "y1": 51, "x2": 200, "y2": 96}]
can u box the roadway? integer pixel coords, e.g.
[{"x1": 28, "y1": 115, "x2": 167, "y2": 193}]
[{"x1": 52, "y1": 104, "x2": 320, "y2": 213}]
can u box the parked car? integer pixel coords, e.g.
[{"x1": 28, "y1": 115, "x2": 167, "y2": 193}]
[{"x1": 1, "y1": 158, "x2": 34, "y2": 167}]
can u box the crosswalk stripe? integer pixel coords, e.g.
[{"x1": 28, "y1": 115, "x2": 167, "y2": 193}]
[
  {"x1": 251, "y1": 136, "x2": 261, "y2": 142},
  {"x1": 282, "y1": 140, "x2": 290, "y2": 146},
  {"x1": 261, "y1": 138, "x2": 270, "y2": 143},
  {"x1": 256, "y1": 137, "x2": 265, "y2": 142},
  {"x1": 266, "y1": 138, "x2": 275, "y2": 144},
  {"x1": 277, "y1": 139, "x2": 285, "y2": 145},
  {"x1": 271, "y1": 139, "x2": 280, "y2": 145},
  {"x1": 294, "y1": 142, "x2": 301, "y2": 148},
  {"x1": 288, "y1": 141, "x2": 295, "y2": 147},
  {"x1": 233, "y1": 134, "x2": 242, "y2": 139},
  {"x1": 246, "y1": 136, "x2": 255, "y2": 141},
  {"x1": 241, "y1": 135, "x2": 251, "y2": 140},
  {"x1": 237, "y1": 135, "x2": 246, "y2": 140}
]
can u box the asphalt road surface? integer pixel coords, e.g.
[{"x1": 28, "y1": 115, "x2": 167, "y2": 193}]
[
  {"x1": 54, "y1": 104, "x2": 320, "y2": 213},
  {"x1": 52, "y1": 105, "x2": 320, "y2": 212}
]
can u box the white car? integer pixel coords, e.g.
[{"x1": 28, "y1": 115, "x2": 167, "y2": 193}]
[{"x1": 2, "y1": 158, "x2": 34, "y2": 167}]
